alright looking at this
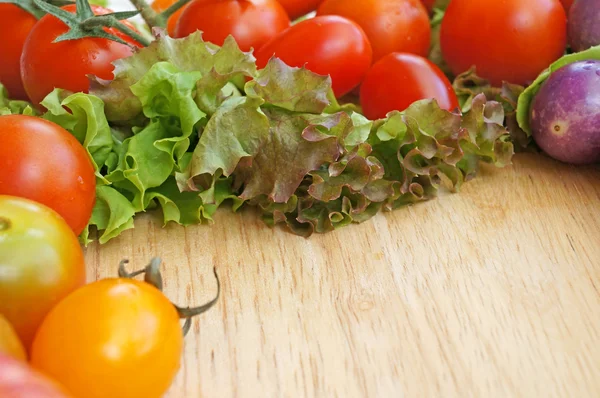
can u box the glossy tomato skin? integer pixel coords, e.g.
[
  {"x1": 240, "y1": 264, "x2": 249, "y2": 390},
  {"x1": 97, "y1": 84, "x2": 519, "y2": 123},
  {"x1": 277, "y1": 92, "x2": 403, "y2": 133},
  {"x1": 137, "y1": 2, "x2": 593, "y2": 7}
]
[
  {"x1": 31, "y1": 278, "x2": 183, "y2": 398},
  {"x1": 317, "y1": 0, "x2": 431, "y2": 62},
  {"x1": 254, "y1": 15, "x2": 372, "y2": 97},
  {"x1": 440, "y1": 0, "x2": 567, "y2": 87},
  {"x1": 0, "y1": 196, "x2": 86, "y2": 352},
  {"x1": 0, "y1": 4, "x2": 36, "y2": 100},
  {"x1": 0, "y1": 315, "x2": 27, "y2": 361},
  {"x1": 0, "y1": 115, "x2": 96, "y2": 235},
  {"x1": 151, "y1": 0, "x2": 188, "y2": 36},
  {"x1": 21, "y1": 4, "x2": 140, "y2": 105},
  {"x1": 277, "y1": 0, "x2": 323, "y2": 19},
  {"x1": 175, "y1": 0, "x2": 291, "y2": 52},
  {"x1": 360, "y1": 53, "x2": 458, "y2": 120},
  {"x1": 0, "y1": 354, "x2": 72, "y2": 398}
]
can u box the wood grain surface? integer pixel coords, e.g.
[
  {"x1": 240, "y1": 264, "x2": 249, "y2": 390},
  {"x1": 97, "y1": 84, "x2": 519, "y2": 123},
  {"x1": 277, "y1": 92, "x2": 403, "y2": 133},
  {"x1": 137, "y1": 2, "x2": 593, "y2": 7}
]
[{"x1": 84, "y1": 153, "x2": 600, "y2": 398}]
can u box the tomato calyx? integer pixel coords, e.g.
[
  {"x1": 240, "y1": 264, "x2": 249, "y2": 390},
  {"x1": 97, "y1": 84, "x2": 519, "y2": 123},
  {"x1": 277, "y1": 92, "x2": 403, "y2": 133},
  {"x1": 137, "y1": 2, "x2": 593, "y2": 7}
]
[
  {"x1": 32, "y1": 0, "x2": 150, "y2": 47},
  {"x1": 119, "y1": 258, "x2": 220, "y2": 336}
]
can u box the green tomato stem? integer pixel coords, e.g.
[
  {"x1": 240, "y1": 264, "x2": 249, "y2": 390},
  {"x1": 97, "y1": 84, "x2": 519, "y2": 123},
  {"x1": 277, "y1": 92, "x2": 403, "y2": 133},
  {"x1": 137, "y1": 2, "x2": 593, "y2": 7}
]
[
  {"x1": 160, "y1": 0, "x2": 191, "y2": 21},
  {"x1": 82, "y1": 16, "x2": 151, "y2": 47},
  {"x1": 127, "y1": 0, "x2": 163, "y2": 29}
]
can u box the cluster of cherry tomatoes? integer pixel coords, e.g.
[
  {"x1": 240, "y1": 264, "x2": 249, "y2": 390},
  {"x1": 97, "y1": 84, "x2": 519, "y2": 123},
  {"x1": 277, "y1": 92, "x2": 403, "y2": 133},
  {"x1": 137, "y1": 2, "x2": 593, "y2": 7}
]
[
  {"x1": 1, "y1": 0, "x2": 572, "y2": 121},
  {"x1": 0, "y1": 185, "x2": 193, "y2": 397},
  {"x1": 0, "y1": 98, "x2": 192, "y2": 397},
  {"x1": 148, "y1": 0, "x2": 570, "y2": 120}
]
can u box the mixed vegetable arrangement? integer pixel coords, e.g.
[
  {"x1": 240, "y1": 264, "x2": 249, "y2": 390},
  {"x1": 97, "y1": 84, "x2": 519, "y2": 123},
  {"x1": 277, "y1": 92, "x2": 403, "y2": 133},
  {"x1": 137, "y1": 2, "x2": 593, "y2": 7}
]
[{"x1": 0, "y1": 0, "x2": 599, "y2": 396}]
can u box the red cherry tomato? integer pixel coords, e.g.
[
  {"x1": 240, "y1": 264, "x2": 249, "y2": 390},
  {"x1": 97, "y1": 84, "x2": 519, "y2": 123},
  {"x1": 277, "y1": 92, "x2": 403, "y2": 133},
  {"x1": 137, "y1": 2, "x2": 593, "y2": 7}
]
[
  {"x1": 0, "y1": 115, "x2": 96, "y2": 235},
  {"x1": 174, "y1": 0, "x2": 291, "y2": 52},
  {"x1": 21, "y1": 4, "x2": 141, "y2": 105},
  {"x1": 317, "y1": 0, "x2": 431, "y2": 62},
  {"x1": 276, "y1": 0, "x2": 323, "y2": 19},
  {"x1": 440, "y1": 0, "x2": 567, "y2": 86},
  {"x1": 0, "y1": 4, "x2": 37, "y2": 100},
  {"x1": 254, "y1": 15, "x2": 372, "y2": 97},
  {"x1": 360, "y1": 52, "x2": 458, "y2": 120}
]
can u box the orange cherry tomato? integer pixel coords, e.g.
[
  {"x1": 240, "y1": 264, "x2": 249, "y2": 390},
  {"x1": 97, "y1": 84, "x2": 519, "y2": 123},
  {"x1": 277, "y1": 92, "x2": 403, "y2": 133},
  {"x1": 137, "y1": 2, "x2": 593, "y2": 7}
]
[
  {"x1": 31, "y1": 278, "x2": 184, "y2": 398},
  {"x1": 440, "y1": 0, "x2": 567, "y2": 86},
  {"x1": 317, "y1": 0, "x2": 431, "y2": 62},
  {"x1": 151, "y1": 0, "x2": 188, "y2": 36},
  {"x1": 0, "y1": 195, "x2": 86, "y2": 352},
  {"x1": 360, "y1": 52, "x2": 458, "y2": 120},
  {"x1": 0, "y1": 315, "x2": 27, "y2": 361},
  {"x1": 0, "y1": 4, "x2": 37, "y2": 100},
  {"x1": 0, "y1": 115, "x2": 96, "y2": 236}
]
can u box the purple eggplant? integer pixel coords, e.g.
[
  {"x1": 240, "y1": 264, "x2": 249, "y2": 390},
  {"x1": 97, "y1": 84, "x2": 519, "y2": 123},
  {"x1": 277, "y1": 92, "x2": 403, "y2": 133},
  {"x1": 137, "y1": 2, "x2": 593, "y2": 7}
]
[
  {"x1": 529, "y1": 59, "x2": 600, "y2": 164},
  {"x1": 568, "y1": 0, "x2": 600, "y2": 52}
]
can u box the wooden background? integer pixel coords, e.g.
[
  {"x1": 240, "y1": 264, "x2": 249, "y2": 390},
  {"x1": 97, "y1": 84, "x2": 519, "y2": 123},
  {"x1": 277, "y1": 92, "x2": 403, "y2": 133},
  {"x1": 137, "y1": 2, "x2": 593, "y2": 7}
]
[{"x1": 84, "y1": 153, "x2": 600, "y2": 397}]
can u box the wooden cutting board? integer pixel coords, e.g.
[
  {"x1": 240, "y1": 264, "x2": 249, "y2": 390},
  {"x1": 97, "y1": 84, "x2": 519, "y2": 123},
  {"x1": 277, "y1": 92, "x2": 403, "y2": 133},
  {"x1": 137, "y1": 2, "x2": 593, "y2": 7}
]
[{"x1": 84, "y1": 153, "x2": 600, "y2": 397}]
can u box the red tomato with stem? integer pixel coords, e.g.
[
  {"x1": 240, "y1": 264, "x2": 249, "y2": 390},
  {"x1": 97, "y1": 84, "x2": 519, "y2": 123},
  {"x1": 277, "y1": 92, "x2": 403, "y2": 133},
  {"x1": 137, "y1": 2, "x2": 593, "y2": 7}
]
[
  {"x1": 317, "y1": 0, "x2": 431, "y2": 62},
  {"x1": 360, "y1": 53, "x2": 458, "y2": 120},
  {"x1": 440, "y1": 0, "x2": 567, "y2": 86},
  {"x1": 0, "y1": 115, "x2": 96, "y2": 235},
  {"x1": 31, "y1": 278, "x2": 184, "y2": 398},
  {"x1": 0, "y1": 4, "x2": 37, "y2": 100},
  {"x1": 175, "y1": 0, "x2": 291, "y2": 52},
  {"x1": 254, "y1": 15, "x2": 372, "y2": 97},
  {"x1": 0, "y1": 195, "x2": 86, "y2": 352},
  {"x1": 151, "y1": 0, "x2": 188, "y2": 36},
  {"x1": 21, "y1": 4, "x2": 141, "y2": 105},
  {"x1": 277, "y1": 0, "x2": 323, "y2": 19}
]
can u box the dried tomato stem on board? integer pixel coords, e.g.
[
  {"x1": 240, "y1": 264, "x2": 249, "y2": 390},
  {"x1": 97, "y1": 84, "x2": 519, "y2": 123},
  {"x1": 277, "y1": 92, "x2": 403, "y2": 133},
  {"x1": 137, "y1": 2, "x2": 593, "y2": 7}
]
[{"x1": 119, "y1": 258, "x2": 221, "y2": 336}]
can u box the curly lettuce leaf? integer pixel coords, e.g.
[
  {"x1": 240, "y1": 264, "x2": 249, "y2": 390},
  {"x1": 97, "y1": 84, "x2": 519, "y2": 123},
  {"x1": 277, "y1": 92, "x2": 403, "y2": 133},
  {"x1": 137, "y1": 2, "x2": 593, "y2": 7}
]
[
  {"x1": 5, "y1": 31, "x2": 515, "y2": 243},
  {"x1": 0, "y1": 84, "x2": 36, "y2": 116},
  {"x1": 42, "y1": 91, "x2": 114, "y2": 176},
  {"x1": 453, "y1": 68, "x2": 529, "y2": 150},
  {"x1": 81, "y1": 185, "x2": 136, "y2": 245},
  {"x1": 183, "y1": 96, "x2": 269, "y2": 187},
  {"x1": 237, "y1": 110, "x2": 347, "y2": 203},
  {"x1": 90, "y1": 31, "x2": 257, "y2": 123},
  {"x1": 245, "y1": 58, "x2": 332, "y2": 114}
]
